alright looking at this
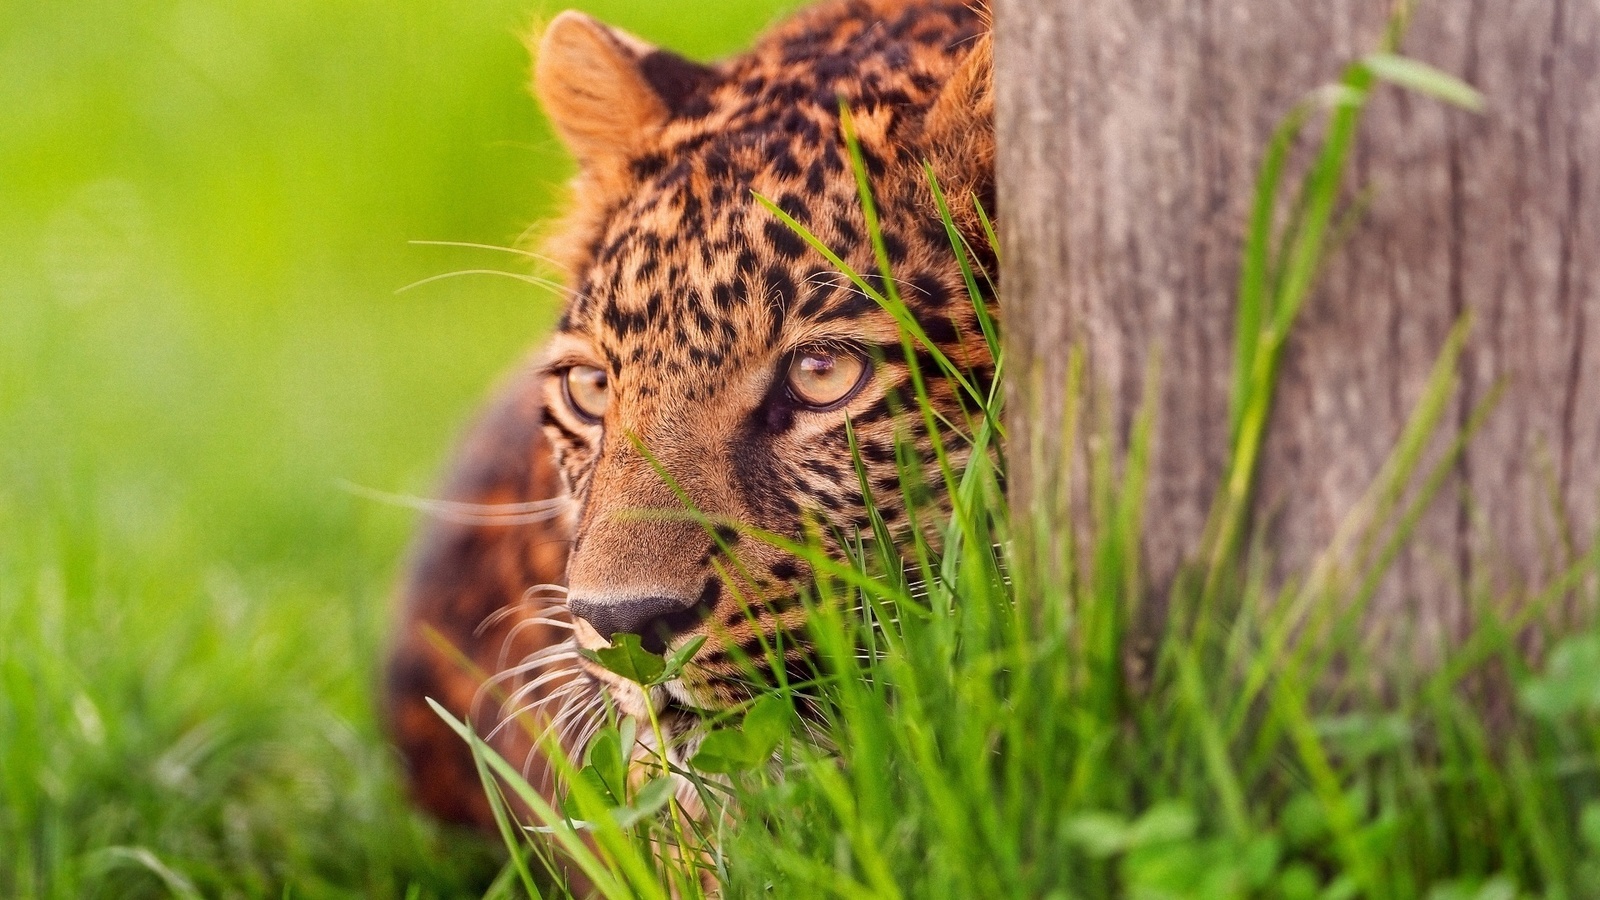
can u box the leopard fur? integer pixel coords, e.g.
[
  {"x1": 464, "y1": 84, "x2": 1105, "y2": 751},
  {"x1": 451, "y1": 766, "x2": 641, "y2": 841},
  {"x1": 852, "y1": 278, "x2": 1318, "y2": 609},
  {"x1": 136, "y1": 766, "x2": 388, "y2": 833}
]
[{"x1": 385, "y1": 0, "x2": 994, "y2": 829}]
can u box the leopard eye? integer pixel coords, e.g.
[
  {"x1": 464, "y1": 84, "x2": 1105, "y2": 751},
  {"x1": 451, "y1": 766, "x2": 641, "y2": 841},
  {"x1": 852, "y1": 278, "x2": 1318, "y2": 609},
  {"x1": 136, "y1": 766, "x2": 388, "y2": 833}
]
[
  {"x1": 786, "y1": 348, "x2": 868, "y2": 410},
  {"x1": 563, "y1": 365, "x2": 610, "y2": 423}
]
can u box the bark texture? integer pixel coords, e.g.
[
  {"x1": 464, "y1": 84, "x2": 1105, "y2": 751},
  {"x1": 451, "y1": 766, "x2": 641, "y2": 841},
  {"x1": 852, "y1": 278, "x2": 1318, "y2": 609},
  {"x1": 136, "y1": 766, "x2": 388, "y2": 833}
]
[{"x1": 996, "y1": 0, "x2": 1600, "y2": 652}]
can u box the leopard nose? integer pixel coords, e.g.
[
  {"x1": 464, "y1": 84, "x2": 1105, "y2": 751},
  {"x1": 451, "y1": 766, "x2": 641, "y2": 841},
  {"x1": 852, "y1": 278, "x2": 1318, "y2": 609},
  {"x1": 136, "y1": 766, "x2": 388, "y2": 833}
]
[{"x1": 568, "y1": 595, "x2": 697, "y2": 651}]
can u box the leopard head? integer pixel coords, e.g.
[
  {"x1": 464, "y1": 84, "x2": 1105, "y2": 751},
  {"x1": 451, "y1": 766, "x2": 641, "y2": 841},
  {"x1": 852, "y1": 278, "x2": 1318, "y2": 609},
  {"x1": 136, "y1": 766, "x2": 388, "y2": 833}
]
[{"x1": 528, "y1": 1, "x2": 994, "y2": 733}]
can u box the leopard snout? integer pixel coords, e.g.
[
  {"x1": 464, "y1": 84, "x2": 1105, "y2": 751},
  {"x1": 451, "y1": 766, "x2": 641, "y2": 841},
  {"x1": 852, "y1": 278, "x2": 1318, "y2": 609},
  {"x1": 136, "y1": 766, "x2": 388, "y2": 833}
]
[{"x1": 568, "y1": 593, "x2": 707, "y2": 654}]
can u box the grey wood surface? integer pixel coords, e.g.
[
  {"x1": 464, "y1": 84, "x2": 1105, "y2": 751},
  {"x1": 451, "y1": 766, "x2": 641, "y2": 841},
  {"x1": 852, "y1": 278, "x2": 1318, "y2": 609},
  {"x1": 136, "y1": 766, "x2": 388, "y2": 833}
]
[{"x1": 995, "y1": 0, "x2": 1599, "y2": 655}]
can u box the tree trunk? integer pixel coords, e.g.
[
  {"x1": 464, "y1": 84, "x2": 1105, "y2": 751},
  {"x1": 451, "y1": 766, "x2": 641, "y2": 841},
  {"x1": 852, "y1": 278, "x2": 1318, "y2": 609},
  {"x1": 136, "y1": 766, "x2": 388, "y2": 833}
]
[{"x1": 995, "y1": 0, "x2": 1600, "y2": 654}]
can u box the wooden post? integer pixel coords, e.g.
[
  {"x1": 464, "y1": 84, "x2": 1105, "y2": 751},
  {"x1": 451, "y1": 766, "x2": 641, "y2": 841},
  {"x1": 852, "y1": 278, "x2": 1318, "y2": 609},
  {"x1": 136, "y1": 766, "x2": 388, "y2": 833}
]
[{"x1": 995, "y1": 0, "x2": 1600, "y2": 650}]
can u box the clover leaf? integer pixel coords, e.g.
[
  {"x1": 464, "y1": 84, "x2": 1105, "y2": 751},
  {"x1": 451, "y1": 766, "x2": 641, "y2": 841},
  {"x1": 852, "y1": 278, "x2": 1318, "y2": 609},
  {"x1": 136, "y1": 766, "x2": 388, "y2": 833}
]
[
  {"x1": 580, "y1": 633, "x2": 708, "y2": 688},
  {"x1": 690, "y1": 695, "x2": 792, "y2": 774}
]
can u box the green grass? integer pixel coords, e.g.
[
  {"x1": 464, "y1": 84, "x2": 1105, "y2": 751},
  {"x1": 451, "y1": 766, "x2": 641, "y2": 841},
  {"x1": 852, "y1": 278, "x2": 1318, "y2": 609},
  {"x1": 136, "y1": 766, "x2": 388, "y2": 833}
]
[
  {"x1": 456, "y1": 24, "x2": 1600, "y2": 900},
  {"x1": 0, "y1": 2, "x2": 794, "y2": 896}
]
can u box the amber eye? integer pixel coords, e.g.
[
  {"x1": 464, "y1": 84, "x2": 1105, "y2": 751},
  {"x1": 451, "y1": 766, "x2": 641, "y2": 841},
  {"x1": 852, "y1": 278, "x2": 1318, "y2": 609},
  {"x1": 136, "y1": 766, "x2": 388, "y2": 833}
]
[
  {"x1": 786, "y1": 348, "x2": 869, "y2": 410},
  {"x1": 563, "y1": 365, "x2": 610, "y2": 423}
]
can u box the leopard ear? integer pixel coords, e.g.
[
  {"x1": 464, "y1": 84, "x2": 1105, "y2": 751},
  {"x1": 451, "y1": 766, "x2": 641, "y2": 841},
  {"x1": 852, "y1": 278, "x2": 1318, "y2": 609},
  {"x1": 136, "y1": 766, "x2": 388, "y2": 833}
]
[
  {"x1": 534, "y1": 11, "x2": 716, "y2": 168},
  {"x1": 920, "y1": 34, "x2": 994, "y2": 226}
]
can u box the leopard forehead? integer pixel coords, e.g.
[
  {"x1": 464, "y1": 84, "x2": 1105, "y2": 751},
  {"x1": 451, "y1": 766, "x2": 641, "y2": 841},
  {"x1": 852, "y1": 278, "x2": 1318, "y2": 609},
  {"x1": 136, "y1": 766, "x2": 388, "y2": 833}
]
[{"x1": 551, "y1": 0, "x2": 988, "y2": 392}]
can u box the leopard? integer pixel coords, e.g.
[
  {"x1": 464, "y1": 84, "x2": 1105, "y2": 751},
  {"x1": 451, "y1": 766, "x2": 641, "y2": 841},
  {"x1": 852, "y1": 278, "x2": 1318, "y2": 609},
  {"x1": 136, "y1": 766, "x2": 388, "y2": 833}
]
[{"x1": 384, "y1": 0, "x2": 996, "y2": 830}]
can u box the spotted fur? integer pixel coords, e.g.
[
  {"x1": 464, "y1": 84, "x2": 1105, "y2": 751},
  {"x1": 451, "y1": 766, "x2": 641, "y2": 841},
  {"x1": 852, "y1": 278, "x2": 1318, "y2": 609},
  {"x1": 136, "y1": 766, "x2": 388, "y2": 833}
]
[{"x1": 386, "y1": 0, "x2": 994, "y2": 829}]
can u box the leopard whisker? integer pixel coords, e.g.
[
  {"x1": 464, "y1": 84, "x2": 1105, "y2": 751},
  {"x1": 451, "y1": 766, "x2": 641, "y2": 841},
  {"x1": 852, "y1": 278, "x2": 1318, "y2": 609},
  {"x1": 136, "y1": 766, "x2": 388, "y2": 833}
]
[
  {"x1": 496, "y1": 616, "x2": 576, "y2": 672},
  {"x1": 538, "y1": 687, "x2": 601, "y2": 750},
  {"x1": 488, "y1": 676, "x2": 588, "y2": 743},
  {"x1": 521, "y1": 687, "x2": 601, "y2": 786},
  {"x1": 479, "y1": 645, "x2": 581, "y2": 700},
  {"x1": 490, "y1": 648, "x2": 582, "y2": 687},
  {"x1": 394, "y1": 268, "x2": 591, "y2": 305},
  {"x1": 523, "y1": 616, "x2": 576, "y2": 630},
  {"x1": 471, "y1": 650, "x2": 582, "y2": 723},
  {"x1": 521, "y1": 640, "x2": 583, "y2": 663},
  {"x1": 477, "y1": 602, "x2": 525, "y2": 636},
  {"x1": 496, "y1": 667, "x2": 583, "y2": 721},
  {"x1": 570, "y1": 707, "x2": 611, "y2": 757},
  {"x1": 528, "y1": 682, "x2": 591, "y2": 746},
  {"x1": 407, "y1": 239, "x2": 574, "y2": 275},
  {"x1": 337, "y1": 480, "x2": 573, "y2": 525},
  {"x1": 479, "y1": 603, "x2": 571, "y2": 643}
]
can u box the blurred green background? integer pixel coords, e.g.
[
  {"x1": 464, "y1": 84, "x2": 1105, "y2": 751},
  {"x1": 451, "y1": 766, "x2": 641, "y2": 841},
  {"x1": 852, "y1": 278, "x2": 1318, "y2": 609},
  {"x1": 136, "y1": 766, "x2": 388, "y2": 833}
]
[{"x1": 0, "y1": 1, "x2": 791, "y2": 896}]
